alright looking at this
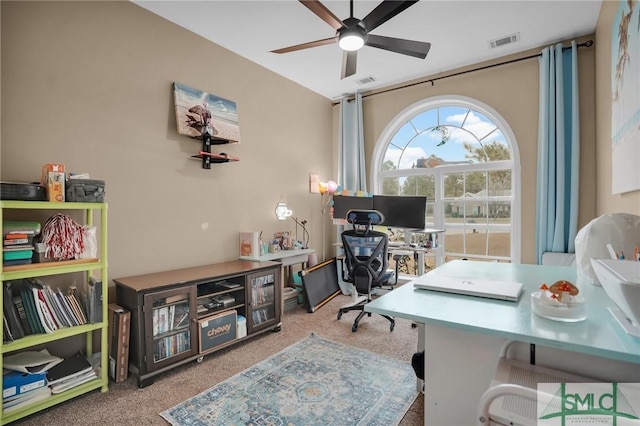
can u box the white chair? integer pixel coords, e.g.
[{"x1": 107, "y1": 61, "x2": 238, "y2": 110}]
[{"x1": 477, "y1": 341, "x2": 593, "y2": 426}]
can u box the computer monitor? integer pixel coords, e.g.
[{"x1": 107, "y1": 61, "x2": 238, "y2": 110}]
[
  {"x1": 331, "y1": 195, "x2": 373, "y2": 219},
  {"x1": 372, "y1": 195, "x2": 427, "y2": 229}
]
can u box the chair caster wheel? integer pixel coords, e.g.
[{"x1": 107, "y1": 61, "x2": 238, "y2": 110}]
[
  {"x1": 337, "y1": 312, "x2": 343, "y2": 320},
  {"x1": 367, "y1": 312, "x2": 372, "y2": 317},
  {"x1": 390, "y1": 322, "x2": 395, "y2": 332},
  {"x1": 411, "y1": 322, "x2": 418, "y2": 328},
  {"x1": 352, "y1": 324, "x2": 358, "y2": 332}
]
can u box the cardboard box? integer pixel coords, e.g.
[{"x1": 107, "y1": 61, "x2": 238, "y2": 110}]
[
  {"x1": 108, "y1": 304, "x2": 131, "y2": 383},
  {"x1": 198, "y1": 310, "x2": 237, "y2": 353},
  {"x1": 41, "y1": 163, "x2": 65, "y2": 202}
]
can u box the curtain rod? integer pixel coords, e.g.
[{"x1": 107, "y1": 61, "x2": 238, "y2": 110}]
[{"x1": 332, "y1": 40, "x2": 593, "y2": 106}]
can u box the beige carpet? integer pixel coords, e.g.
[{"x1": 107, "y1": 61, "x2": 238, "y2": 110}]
[{"x1": 13, "y1": 289, "x2": 424, "y2": 425}]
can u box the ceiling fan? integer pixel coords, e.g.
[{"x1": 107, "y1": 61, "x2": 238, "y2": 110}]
[{"x1": 271, "y1": 0, "x2": 431, "y2": 80}]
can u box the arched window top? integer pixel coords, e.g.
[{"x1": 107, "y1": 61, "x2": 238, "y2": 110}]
[
  {"x1": 383, "y1": 103, "x2": 511, "y2": 171},
  {"x1": 371, "y1": 95, "x2": 521, "y2": 264}
]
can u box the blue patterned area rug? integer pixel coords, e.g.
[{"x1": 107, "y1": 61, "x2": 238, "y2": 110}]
[{"x1": 160, "y1": 332, "x2": 418, "y2": 426}]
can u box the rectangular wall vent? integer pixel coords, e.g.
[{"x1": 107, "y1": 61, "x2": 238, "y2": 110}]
[
  {"x1": 488, "y1": 32, "x2": 520, "y2": 49},
  {"x1": 356, "y1": 76, "x2": 376, "y2": 85}
]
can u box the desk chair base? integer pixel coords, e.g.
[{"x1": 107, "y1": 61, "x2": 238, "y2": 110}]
[{"x1": 338, "y1": 302, "x2": 395, "y2": 332}]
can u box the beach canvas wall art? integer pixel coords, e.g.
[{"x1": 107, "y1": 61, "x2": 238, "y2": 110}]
[
  {"x1": 173, "y1": 82, "x2": 240, "y2": 143},
  {"x1": 611, "y1": 0, "x2": 640, "y2": 194}
]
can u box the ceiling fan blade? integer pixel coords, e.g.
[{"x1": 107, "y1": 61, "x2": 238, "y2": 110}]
[
  {"x1": 365, "y1": 34, "x2": 431, "y2": 59},
  {"x1": 360, "y1": 1, "x2": 419, "y2": 32},
  {"x1": 341, "y1": 50, "x2": 357, "y2": 79},
  {"x1": 271, "y1": 37, "x2": 336, "y2": 54},
  {"x1": 299, "y1": 0, "x2": 344, "y2": 30}
]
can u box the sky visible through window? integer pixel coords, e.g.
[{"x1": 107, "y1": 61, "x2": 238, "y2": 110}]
[{"x1": 384, "y1": 107, "x2": 508, "y2": 169}]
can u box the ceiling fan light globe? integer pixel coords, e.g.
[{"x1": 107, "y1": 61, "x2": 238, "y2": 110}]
[{"x1": 339, "y1": 34, "x2": 364, "y2": 51}]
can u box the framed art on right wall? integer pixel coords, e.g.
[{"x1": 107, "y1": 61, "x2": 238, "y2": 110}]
[{"x1": 611, "y1": 0, "x2": 640, "y2": 194}]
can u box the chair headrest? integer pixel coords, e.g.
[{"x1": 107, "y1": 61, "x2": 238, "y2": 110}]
[{"x1": 346, "y1": 209, "x2": 385, "y2": 226}]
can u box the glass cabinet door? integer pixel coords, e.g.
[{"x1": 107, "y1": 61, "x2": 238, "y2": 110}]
[
  {"x1": 246, "y1": 268, "x2": 280, "y2": 333},
  {"x1": 143, "y1": 286, "x2": 197, "y2": 372}
]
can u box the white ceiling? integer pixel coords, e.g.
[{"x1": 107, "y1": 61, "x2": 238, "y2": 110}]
[{"x1": 133, "y1": 0, "x2": 602, "y2": 100}]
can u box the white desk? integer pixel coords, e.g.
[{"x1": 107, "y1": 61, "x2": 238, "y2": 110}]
[
  {"x1": 239, "y1": 248, "x2": 315, "y2": 267},
  {"x1": 365, "y1": 260, "x2": 640, "y2": 425}
]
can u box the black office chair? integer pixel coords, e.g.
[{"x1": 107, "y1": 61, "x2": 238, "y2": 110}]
[{"x1": 337, "y1": 210, "x2": 395, "y2": 332}]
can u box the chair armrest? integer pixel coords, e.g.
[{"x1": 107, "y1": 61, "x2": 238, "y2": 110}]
[{"x1": 477, "y1": 383, "x2": 539, "y2": 425}]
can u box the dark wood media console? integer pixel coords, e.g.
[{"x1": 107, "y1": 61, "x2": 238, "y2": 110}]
[{"x1": 114, "y1": 260, "x2": 281, "y2": 387}]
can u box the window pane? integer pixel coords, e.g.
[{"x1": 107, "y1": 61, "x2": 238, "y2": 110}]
[
  {"x1": 464, "y1": 229, "x2": 488, "y2": 256},
  {"x1": 444, "y1": 173, "x2": 464, "y2": 199},
  {"x1": 411, "y1": 109, "x2": 438, "y2": 132},
  {"x1": 489, "y1": 169, "x2": 511, "y2": 193},
  {"x1": 381, "y1": 177, "x2": 400, "y2": 195},
  {"x1": 488, "y1": 230, "x2": 511, "y2": 258},
  {"x1": 465, "y1": 170, "x2": 487, "y2": 198},
  {"x1": 402, "y1": 175, "x2": 434, "y2": 197},
  {"x1": 444, "y1": 230, "x2": 465, "y2": 255}
]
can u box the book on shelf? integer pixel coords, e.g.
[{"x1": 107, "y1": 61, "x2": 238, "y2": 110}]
[
  {"x1": 40, "y1": 284, "x2": 70, "y2": 328},
  {"x1": 4, "y1": 349, "x2": 63, "y2": 374},
  {"x1": 55, "y1": 289, "x2": 79, "y2": 327},
  {"x1": 3, "y1": 233, "x2": 30, "y2": 240},
  {"x1": 2, "y1": 221, "x2": 41, "y2": 235},
  {"x1": 2, "y1": 386, "x2": 52, "y2": 414},
  {"x1": 33, "y1": 295, "x2": 57, "y2": 333},
  {"x1": 20, "y1": 284, "x2": 45, "y2": 335},
  {"x1": 63, "y1": 290, "x2": 86, "y2": 326},
  {"x1": 3, "y1": 282, "x2": 25, "y2": 339},
  {"x1": 13, "y1": 287, "x2": 33, "y2": 335},
  {"x1": 2, "y1": 237, "x2": 31, "y2": 246},
  {"x1": 86, "y1": 277, "x2": 103, "y2": 324},
  {"x1": 50, "y1": 370, "x2": 97, "y2": 394},
  {"x1": 3, "y1": 249, "x2": 34, "y2": 262},
  {"x1": 46, "y1": 351, "x2": 93, "y2": 385},
  {"x1": 3, "y1": 316, "x2": 14, "y2": 343},
  {"x1": 3, "y1": 258, "x2": 33, "y2": 267}
]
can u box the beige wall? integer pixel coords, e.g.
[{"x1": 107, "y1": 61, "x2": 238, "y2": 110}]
[
  {"x1": 595, "y1": 0, "x2": 640, "y2": 215},
  {"x1": 2, "y1": 1, "x2": 637, "y2": 282},
  {"x1": 337, "y1": 36, "x2": 597, "y2": 264},
  {"x1": 1, "y1": 2, "x2": 334, "y2": 283}
]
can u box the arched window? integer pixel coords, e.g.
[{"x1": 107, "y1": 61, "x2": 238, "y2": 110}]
[{"x1": 371, "y1": 95, "x2": 521, "y2": 270}]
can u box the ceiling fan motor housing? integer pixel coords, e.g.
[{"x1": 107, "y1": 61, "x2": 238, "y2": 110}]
[{"x1": 337, "y1": 17, "x2": 368, "y2": 50}]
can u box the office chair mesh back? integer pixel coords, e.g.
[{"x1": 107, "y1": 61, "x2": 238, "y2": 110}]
[{"x1": 341, "y1": 230, "x2": 389, "y2": 295}]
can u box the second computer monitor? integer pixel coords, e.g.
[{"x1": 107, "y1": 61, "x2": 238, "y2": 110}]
[{"x1": 372, "y1": 195, "x2": 427, "y2": 229}]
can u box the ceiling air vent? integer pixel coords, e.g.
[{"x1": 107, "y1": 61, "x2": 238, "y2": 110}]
[
  {"x1": 356, "y1": 76, "x2": 376, "y2": 85},
  {"x1": 488, "y1": 33, "x2": 520, "y2": 49}
]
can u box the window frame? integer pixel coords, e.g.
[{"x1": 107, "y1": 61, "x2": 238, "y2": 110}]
[{"x1": 371, "y1": 95, "x2": 522, "y2": 263}]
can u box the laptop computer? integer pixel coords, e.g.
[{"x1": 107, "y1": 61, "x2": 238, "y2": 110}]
[{"x1": 413, "y1": 274, "x2": 524, "y2": 301}]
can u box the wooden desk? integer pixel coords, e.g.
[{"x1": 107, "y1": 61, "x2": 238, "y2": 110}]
[{"x1": 365, "y1": 260, "x2": 640, "y2": 425}]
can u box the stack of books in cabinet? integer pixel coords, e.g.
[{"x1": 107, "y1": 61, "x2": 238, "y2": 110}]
[
  {"x1": 152, "y1": 299, "x2": 191, "y2": 362},
  {"x1": 0, "y1": 200, "x2": 109, "y2": 424}
]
